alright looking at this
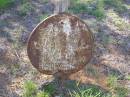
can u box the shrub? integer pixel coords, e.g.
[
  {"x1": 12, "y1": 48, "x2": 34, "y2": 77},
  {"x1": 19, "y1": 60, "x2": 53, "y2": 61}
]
[
  {"x1": 92, "y1": 0, "x2": 105, "y2": 20},
  {"x1": 22, "y1": 80, "x2": 54, "y2": 97},
  {"x1": 39, "y1": 0, "x2": 49, "y2": 3},
  {"x1": 23, "y1": 81, "x2": 37, "y2": 97},
  {"x1": 107, "y1": 10, "x2": 130, "y2": 31},
  {"x1": 70, "y1": 88, "x2": 101, "y2": 97},
  {"x1": 68, "y1": 0, "x2": 105, "y2": 20},
  {"x1": 68, "y1": 3, "x2": 88, "y2": 14},
  {"x1": 86, "y1": 65, "x2": 99, "y2": 78},
  {"x1": 115, "y1": 86, "x2": 128, "y2": 97},
  {"x1": 18, "y1": 2, "x2": 34, "y2": 16},
  {"x1": 43, "y1": 83, "x2": 55, "y2": 95},
  {"x1": 104, "y1": 0, "x2": 127, "y2": 13},
  {"x1": 69, "y1": 84, "x2": 110, "y2": 97},
  {"x1": 107, "y1": 75, "x2": 118, "y2": 89},
  {"x1": 0, "y1": 32, "x2": 13, "y2": 42},
  {"x1": 0, "y1": 0, "x2": 14, "y2": 9},
  {"x1": 126, "y1": 75, "x2": 130, "y2": 80},
  {"x1": 36, "y1": 91, "x2": 49, "y2": 97},
  {"x1": 39, "y1": 14, "x2": 49, "y2": 21},
  {"x1": 107, "y1": 75, "x2": 129, "y2": 97}
]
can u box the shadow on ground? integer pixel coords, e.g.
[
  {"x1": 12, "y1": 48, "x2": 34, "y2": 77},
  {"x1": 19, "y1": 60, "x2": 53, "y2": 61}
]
[
  {"x1": 40, "y1": 79, "x2": 111, "y2": 97},
  {"x1": 0, "y1": 72, "x2": 20, "y2": 97}
]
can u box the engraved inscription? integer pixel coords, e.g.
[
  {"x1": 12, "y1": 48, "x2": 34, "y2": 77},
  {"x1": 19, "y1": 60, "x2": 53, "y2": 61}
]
[
  {"x1": 27, "y1": 13, "x2": 93, "y2": 74},
  {"x1": 37, "y1": 17, "x2": 89, "y2": 71}
]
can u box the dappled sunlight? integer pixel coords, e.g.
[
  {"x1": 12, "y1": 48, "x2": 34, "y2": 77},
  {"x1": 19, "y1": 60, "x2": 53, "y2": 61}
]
[
  {"x1": 0, "y1": 0, "x2": 130, "y2": 96},
  {"x1": 106, "y1": 9, "x2": 130, "y2": 33}
]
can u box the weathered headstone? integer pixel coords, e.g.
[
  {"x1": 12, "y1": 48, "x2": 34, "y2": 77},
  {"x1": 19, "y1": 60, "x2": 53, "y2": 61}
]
[{"x1": 27, "y1": 13, "x2": 94, "y2": 76}]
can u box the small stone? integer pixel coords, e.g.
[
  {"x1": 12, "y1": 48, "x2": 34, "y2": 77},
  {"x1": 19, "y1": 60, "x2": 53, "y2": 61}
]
[
  {"x1": 20, "y1": 32, "x2": 30, "y2": 44},
  {"x1": 126, "y1": 43, "x2": 130, "y2": 53},
  {"x1": 0, "y1": 46, "x2": 7, "y2": 56}
]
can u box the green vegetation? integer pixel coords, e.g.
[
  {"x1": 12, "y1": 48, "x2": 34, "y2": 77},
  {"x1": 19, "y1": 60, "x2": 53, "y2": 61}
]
[
  {"x1": 68, "y1": 2, "x2": 87, "y2": 14},
  {"x1": 115, "y1": 86, "x2": 128, "y2": 97},
  {"x1": 70, "y1": 88, "x2": 101, "y2": 97},
  {"x1": 39, "y1": 0, "x2": 49, "y2": 3},
  {"x1": 86, "y1": 65, "x2": 99, "y2": 78},
  {"x1": 69, "y1": 85, "x2": 110, "y2": 97},
  {"x1": 126, "y1": 75, "x2": 130, "y2": 80},
  {"x1": 43, "y1": 83, "x2": 55, "y2": 96},
  {"x1": 107, "y1": 75, "x2": 128, "y2": 97},
  {"x1": 107, "y1": 10, "x2": 130, "y2": 31},
  {"x1": 0, "y1": 0, "x2": 14, "y2": 9},
  {"x1": 1, "y1": 0, "x2": 129, "y2": 97},
  {"x1": 22, "y1": 80, "x2": 112, "y2": 97},
  {"x1": 0, "y1": 0, "x2": 127, "y2": 19},
  {"x1": 0, "y1": 32, "x2": 13, "y2": 42},
  {"x1": 36, "y1": 91, "x2": 49, "y2": 97},
  {"x1": 69, "y1": 0, "x2": 105, "y2": 20},
  {"x1": 102, "y1": 35, "x2": 117, "y2": 46},
  {"x1": 107, "y1": 75, "x2": 118, "y2": 89},
  {"x1": 23, "y1": 80, "x2": 37, "y2": 97},
  {"x1": 39, "y1": 14, "x2": 50, "y2": 21},
  {"x1": 22, "y1": 81, "x2": 54, "y2": 97},
  {"x1": 10, "y1": 64, "x2": 20, "y2": 75},
  {"x1": 93, "y1": 0, "x2": 105, "y2": 20},
  {"x1": 69, "y1": 0, "x2": 127, "y2": 20},
  {"x1": 104, "y1": 0, "x2": 127, "y2": 13},
  {"x1": 18, "y1": 2, "x2": 34, "y2": 16},
  {"x1": 67, "y1": 73, "x2": 128, "y2": 97}
]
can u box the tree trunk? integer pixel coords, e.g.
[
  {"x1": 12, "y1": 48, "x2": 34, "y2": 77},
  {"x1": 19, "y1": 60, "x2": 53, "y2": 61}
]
[{"x1": 50, "y1": 0, "x2": 70, "y2": 13}]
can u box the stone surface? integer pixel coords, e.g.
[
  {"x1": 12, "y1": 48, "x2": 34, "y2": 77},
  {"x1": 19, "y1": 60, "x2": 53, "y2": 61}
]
[
  {"x1": 0, "y1": 46, "x2": 7, "y2": 56},
  {"x1": 20, "y1": 32, "x2": 30, "y2": 44}
]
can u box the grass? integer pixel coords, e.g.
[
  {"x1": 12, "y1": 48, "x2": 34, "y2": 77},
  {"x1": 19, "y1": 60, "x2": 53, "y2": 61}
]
[
  {"x1": 102, "y1": 35, "x2": 117, "y2": 46},
  {"x1": 93, "y1": 0, "x2": 105, "y2": 20},
  {"x1": 107, "y1": 10, "x2": 130, "y2": 31},
  {"x1": 107, "y1": 75, "x2": 128, "y2": 97},
  {"x1": 36, "y1": 91, "x2": 49, "y2": 97},
  {"x1": 70, "y1": 88, "x2": 101, "y2": 97},
  {"x1": 23, "y1": 80, "x2": 37, "y2": 97},
  {"x1": 0, "y1": 0, "x2": 127, "y2": 20},
  {"x1": 68, "y1": 2, "x2": 87, "y2": 14},
  {"x1": 39, "y1": 14, "x2": 50, "y2": 21},
  {"x1": 0, "y1": 0, "x2": 14, "y2": 9},
  {"x1": 69, "y1": 85, "x2": 111, "y2": 97},
  {"x1": 86, "y1": 65, "x2": 99, "y2": 78},
  {"x1": 39, "y1": 0, "x2": 49, "y2": 3},
  {"x1": 22, "y1": 80, "x2": 53, "y2": 97},
  {"x1": 18, "y1": 2, "x2": 34, "y2": 16},
  {"x1": 69, "y1": 0, "x2": 127, "y2": 20},
  {"x1": 43, "y1": 83, "x2": 55, "y2": 96},
  {"x1": 69, "y1": 0, "x2": 105, "y2": 20},
  {"x1": 115, "y1": 86, "x2": 128, "y2": 97},
  {"x1": 107, "y1": 75, "x2": 118, "y2": 89},
  {"x1": 104, "y1": 0, "x2": 127, "y2": 14},
  {"x1": 126, "y1": 75, "x2": 130, "y2": 80},
  {"x1": 23, "y1": 80, "x2": 112, "y2": 97},
  {"x1": 0, "y1": 32, "x2": 13, "y2": 42},
  {"x1": 10, "y1": 64, "x2": 20, "y2": 75}
]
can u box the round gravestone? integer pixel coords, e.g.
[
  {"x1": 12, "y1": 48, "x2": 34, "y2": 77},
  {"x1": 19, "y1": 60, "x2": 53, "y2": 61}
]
[{"x1": 27, "y1": 13, "x2": 94, "y2": 75}]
